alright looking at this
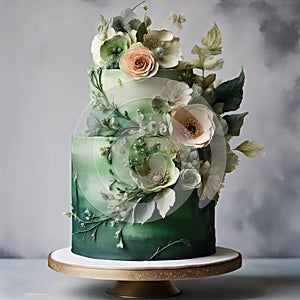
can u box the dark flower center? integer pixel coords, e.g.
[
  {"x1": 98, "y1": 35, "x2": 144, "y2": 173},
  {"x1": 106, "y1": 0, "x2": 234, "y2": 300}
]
[{"x1": 183, "y1": 118, "x2": 204, "y2": 138}]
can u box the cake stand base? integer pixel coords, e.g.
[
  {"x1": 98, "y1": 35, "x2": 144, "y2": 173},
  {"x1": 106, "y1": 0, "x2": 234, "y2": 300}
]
[
  {"x1": 107, "y1": 280, "x2": 181, "y2": 298},
  {"x1": 48, "y1": 247, "x2": 241, "y2": 299}
]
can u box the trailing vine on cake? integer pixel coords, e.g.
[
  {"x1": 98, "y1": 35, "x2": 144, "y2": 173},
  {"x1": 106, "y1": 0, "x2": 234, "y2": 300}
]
[{"x1": 148, "y1": 238, "x2": 192, "y2": 260}]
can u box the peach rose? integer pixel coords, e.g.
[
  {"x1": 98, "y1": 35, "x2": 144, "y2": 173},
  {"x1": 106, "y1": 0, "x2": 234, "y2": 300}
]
[{"x1": 119, "y1": 43, "x2": 159, "y2": 79}]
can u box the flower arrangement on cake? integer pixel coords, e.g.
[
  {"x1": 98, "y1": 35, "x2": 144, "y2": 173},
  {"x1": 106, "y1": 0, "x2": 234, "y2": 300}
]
[{"x1": 67, "y1": 2, "x2": 264, "y2": 260}]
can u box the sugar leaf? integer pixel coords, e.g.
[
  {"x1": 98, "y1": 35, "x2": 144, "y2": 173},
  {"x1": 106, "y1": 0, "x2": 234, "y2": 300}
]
[
  {"x1": 215, "y1": 69, "x2": 245, "y2": 112},
  {"x1": 226, "y1": 150, "x2": 239, "y2": 173},
  {"x1": 223, "y1": 112, "x2": 248, "y2": 136},
  {"x1": 133, "y1": 201, "x2": 155, "y2": 224},
  {"x1": 155, "y1": 188, "x2": 176, "y2": 219},
  {"x1": 235, "y1": 140, "x2": 265, "y2": 158},
  {"x1": 201, "y1": 22, "x2": 222, "y2": 55}
]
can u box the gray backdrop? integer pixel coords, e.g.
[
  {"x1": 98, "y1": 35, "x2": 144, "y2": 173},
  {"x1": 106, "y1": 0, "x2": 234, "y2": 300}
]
[{"x1": 0, "y1": 0, "x2": 299, "y2": 258}]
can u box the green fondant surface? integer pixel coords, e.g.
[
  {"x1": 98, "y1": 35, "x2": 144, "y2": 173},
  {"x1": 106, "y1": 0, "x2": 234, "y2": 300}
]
[{"x1": 71, "y1": 137, "x2": 215, "y2": 261}]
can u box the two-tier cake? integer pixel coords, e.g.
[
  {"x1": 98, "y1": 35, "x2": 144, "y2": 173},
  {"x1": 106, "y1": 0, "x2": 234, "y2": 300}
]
[{"x1": 67, "y1": 4, "x2": 264, "y2": 261}]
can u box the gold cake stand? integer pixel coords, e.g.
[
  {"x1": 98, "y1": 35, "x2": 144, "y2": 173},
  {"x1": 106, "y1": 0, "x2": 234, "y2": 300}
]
[{"x1": 48, "y1": 247, "x2": 242, "y2": 298}]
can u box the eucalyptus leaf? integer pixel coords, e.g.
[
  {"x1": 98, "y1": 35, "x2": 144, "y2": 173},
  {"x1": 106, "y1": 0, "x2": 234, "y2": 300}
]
[
  {"x1": 112, "y1": 16, "x2": 125, "y2": 32},
  {"x1": 214, "y1": 69, "x2": 245, "y2": 112},
  {"x1": 128, "y1": 18, "x2": 142, "y2": 30},
  {"x1": 223, "y1": 112, "x2": 248, "y2": 136},
  {"x1": 144, "y1": 15, "x2": 152, "y2": 28},
  {"x1": 136, "y1": 22, "x2": 147, "y2": 43},
  {"x1": 121, "y1": 8, "x2": 137, "y2": 24},
  {"x1": 235, "y1": 140, "x2": 265, "y2": 158}
]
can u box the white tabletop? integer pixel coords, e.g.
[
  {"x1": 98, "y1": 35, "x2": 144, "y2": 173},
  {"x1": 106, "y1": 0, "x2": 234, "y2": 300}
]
[{"x1": 1, "y1": 257, "x2": 300, "y2": 300}]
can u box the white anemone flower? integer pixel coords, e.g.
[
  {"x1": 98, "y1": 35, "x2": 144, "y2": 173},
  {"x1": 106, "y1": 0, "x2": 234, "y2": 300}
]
[
  {"x1": 144, "y1": 29, "x2": 183, "y2": 68},
  {"x1": 170, "y1": 104, "x2": 216, "y2": 148}
]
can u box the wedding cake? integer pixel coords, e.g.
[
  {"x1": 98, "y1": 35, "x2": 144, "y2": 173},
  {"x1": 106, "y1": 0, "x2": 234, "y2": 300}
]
[{"x1": 67, "y1": 4, "x2": 264, "y2": 261}]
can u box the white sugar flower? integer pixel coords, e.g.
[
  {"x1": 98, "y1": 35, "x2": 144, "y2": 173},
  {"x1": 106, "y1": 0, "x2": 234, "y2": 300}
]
[
  {"x1": 159, "y1": 80, "x2": 193, "y2": 107},
  {"x1": 178, "y1": 168, "x2": 202, "y2": 190},
  {"x1": 144, "y1": 29, "x2": 183, "y2": 68}
]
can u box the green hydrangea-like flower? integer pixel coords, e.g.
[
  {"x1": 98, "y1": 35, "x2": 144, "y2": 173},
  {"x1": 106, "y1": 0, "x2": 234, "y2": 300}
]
[{"x1": 100, "y1": 35, "x2": 128, "y2": 68}]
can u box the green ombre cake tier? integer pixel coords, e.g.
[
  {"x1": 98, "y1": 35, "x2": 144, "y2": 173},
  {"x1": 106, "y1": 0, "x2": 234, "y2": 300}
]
[{"x1": 71, "y1": 136, "x2": 215, "y2": 260}]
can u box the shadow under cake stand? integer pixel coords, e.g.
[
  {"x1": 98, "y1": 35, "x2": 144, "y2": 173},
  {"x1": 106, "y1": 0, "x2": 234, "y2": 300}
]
[{"x1": 48, "y1": 247, "x2": 241, "y2": 298}]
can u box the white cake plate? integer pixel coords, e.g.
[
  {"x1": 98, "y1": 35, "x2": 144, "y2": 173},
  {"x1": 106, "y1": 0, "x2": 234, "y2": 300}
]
[{"x1": 48, "y1": 247, "x2": 242, "y2": 298}]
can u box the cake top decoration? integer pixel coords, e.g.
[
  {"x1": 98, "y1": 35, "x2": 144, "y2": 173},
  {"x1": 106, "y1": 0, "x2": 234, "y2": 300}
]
[{"x1": 90, "y1": 1, "x2": 224, "y2": 78}]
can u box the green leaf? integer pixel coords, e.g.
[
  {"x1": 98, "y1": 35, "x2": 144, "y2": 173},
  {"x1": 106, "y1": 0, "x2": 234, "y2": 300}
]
[
  {"x1": 121, "y1": 8, "x2": 137, "y2": 24},
  {"x1": 226, "y1": 150, "x2": 239, "y2": 173},
  {"x1": 192, "y1": 83, "x2": 203, "y2": 97},
  {"x1": 203, "y1": 73, "x2": 216, "y2": 89},
  {"x1": 201, "y1": 22, "x2": 222, "y2": 55},
  {"x1": 128, "y1": 18, "x2": 142, "y2": 30},
  {"x1": 215, "y1": 69, "x2": 245, "y2": 112},
  {"x1": 136, "y1": 22, "x2": 147, "y2": 43},
  {"x1": 64, "y1": 211, "x2": 72, "y2": 218},
  {"x1": 112, "y1": 16, "x2": 125, "y2": 32},
  {"x1": 235, "y1": 140, "x2": 265, "y2": 158},
  {"x1": 223, "y1": 112, "x2": 248, "y2": 136},
  {"x1": 215, "y1": 116, "x2": 228, "y2": 135},
  {"x1": 213, "y1": 103, "x2": 224, "y2": 115},
  {"x1": 144, "y1": 15, "x2": 152, "y2": 28}
]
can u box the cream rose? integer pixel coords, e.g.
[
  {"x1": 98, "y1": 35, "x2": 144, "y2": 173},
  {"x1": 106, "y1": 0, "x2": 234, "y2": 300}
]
[
  {"x1": 170, "y1": 104, "x2": 215, "y2": 148},
  {"x1": 119, "y1": 43, "x2": 159, "y2": 79}
]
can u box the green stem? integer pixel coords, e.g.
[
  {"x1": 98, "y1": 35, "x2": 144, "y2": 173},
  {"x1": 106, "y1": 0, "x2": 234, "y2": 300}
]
[
  {"x1": 74, "y1": 219, "x2": 109, "y2": 235},
  {"x1": 132, "y1": 0, "x2": 146, "y2": 11},
  {"x1": 148, "y1": 238, "x2": 186, "y2": 261}
]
